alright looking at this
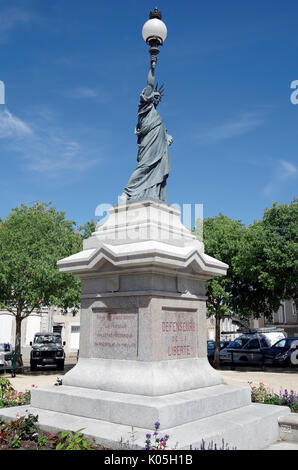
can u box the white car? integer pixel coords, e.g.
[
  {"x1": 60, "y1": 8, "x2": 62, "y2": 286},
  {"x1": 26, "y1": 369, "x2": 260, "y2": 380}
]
[{"x1": 0, "y1": 343, "x2": 13, "y2": 370}]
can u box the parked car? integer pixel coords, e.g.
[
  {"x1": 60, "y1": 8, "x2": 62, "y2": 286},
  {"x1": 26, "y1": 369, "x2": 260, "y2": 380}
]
[
  {"x1": 236, "y1": 328, "x2": 285, "y2": 347},
  {"x1": 30, "y1": 333, "x2": 65, "y2": 371},
  {"x1": 265, "y1": 337, "x2": 298, "y2": 367},
  {"x1": 207, "y1": 340, "x2": 231, "y2": 364},
  {"x1": 0, "y1": 343, "x2": 13, "y2": 371},
  {"x1": 219, "y1": 333, "x2": 272, "y2": 365}
]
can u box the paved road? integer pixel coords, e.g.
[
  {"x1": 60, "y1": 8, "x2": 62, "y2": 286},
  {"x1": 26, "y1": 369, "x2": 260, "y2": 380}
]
[{"x1": 2, "y1": 364, "x2": 298, "y2": 394}]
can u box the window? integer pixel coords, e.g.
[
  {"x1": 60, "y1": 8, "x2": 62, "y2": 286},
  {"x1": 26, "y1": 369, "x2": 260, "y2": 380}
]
[
  {"x1": 274, "y1": 339, "x2": 286, "y2": 348},
  {"x1": 228, "y1": 337, "x2": 250, "y2": 350},
  {"x1": 260, "y1": 337, "x2": 269, "y2": 348},
  {"x1": 247, "y1": 338, "x2": 260, "y2": 349},
  {"x1": 34, "y1": 335, "x2": 61, "y2": 344},
  {"x1": 278, "y1": 304, "x2": 286, "y2": 324},
  {"x1": 53, "y1": 325, "x2": 62, "y2": 337},
  {"x1": 70, "y1": 325, "x2": 80, "y2": 350}
]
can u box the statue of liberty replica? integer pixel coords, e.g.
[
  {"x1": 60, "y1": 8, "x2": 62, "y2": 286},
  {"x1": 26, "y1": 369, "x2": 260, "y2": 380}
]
[{"x1": 120, "y1": 9, "x2": 173, "y2": 204}]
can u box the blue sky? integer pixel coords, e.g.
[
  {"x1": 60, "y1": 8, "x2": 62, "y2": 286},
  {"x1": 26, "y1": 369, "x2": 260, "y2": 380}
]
[{"x1": 0, "y1": 0, "x2": 297, "y2": 228}]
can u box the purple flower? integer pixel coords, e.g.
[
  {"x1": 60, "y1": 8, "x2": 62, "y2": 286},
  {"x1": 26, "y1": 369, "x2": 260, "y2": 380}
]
[
  {"x1": 154, "y1": 421, "x2": 160, "y2": 430},
  {"x1": 146, "y1": 433, "x2": 151, "y2": 439}
]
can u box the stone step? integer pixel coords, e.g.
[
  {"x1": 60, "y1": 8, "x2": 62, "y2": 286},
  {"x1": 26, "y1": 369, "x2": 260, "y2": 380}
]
[
  {"x1": 278, "y1": 414, "x2": 298, "y2": 443},
  {"x1": 30, "y1": 384, "x2": 251, "y2": 429},
  {"x1": 0, "y1": 402, "x2": 290, "y2": 450}
]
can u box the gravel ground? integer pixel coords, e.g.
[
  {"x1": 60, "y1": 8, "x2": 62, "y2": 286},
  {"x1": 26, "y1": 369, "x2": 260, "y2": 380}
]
[{"x1": 2, "y1": 364, "x2": 297, "y2": 394}]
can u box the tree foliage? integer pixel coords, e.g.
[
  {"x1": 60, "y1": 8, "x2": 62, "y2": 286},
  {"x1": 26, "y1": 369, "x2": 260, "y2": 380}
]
[
  {"x1": 79, "y1": 219, "x2": 97, "y2": 239},
  {"x1": 200, "y1": 199, "x2": 298, "y2": 368},
  {"x1": 233, "y1": 198, "x2": 298, "y2": 319},
  {"x1": 0, "y1": 202, "x2": 82, "y2": 355},
  {"x1": 201, "y1": 214, "x2": 246, "y2": 367},
  {"x1": 202, "y1": 214, "x2": 246, "y2": 319}
]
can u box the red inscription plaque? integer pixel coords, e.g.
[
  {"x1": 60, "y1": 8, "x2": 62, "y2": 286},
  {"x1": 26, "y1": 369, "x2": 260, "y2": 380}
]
[
  {"x1": 160, "y1": 312, "x2": 197, "y2": 360},
  {"x1": 92, "y1": 313, "x2": 137, "y2": 359}
]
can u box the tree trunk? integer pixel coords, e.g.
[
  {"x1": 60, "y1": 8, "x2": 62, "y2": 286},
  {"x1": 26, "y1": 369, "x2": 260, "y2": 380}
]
[
  {"x1": 213, "y1": 313, "x2": 221, "y2": 369},
  {"x1": 14, "y1": 313, "x2": 24, "y2": 367}
]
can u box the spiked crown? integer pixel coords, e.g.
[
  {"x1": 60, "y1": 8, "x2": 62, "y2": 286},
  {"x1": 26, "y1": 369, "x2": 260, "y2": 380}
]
[{"x1": 154, "y1": 82, "x2": 165, "y2": 99}]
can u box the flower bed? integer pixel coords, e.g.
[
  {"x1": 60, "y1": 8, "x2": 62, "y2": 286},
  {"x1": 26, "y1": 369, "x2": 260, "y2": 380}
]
[
  {"x1": 250, "y1": 382, "x2": 298, "y2": 413},
  {"x1": 0, "y1": 413, "x2": 236, "y2": 450},
  {"x1": 0, "y1": 378, "x2": 31, "y2": 408},
  {"x1": 0, "y1": 413, "x2": 106, "y2": 450}
]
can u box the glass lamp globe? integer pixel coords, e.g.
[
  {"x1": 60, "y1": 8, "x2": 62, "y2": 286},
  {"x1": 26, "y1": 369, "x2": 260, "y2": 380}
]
[{"x1": 142, "y1": 18, "x2": 167, "y2": 44}]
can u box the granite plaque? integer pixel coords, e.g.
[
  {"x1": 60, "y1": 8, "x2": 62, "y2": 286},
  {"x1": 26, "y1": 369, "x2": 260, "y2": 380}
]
[
  {"x1": 159, "y1": 311, "x2": 198, "y2": 360},
  {"x1": 92, "y1": 312, "x2": 138, "y2": 359}
]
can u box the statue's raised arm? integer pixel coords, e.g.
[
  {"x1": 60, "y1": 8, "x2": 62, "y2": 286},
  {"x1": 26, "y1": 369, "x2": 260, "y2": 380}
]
[{"x1": 143, "y1": 59, "x2": 156, "y2": 97}]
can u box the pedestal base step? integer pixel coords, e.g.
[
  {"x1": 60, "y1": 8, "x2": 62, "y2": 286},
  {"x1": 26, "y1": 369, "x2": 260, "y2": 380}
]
[
  {"x1": 30, "y1": 384, "x2": 251, "y2": 429},
  {"x1": 0, "y1": 403, "x2": 290, "y2": 450},
  {"x1": 278, "y1": 414, "x2": 298, "y2": 443}
]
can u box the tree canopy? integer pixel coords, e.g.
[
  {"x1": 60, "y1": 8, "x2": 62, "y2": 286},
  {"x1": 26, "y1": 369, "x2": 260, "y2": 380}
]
[
  {"x1": 0, "y1": 202, "x2": 82, "y2": 355},
  {"x1": 201, "y1": 214, "x2": 246, "y2": 321},
  {"x1": 200, "y1": 199, "x2": 298, "y2": 367},
  {"x1": 233, "y1": 198, "x2": 298, "y2": 319},
  {"x1": 79, "y1": 219, "x2": 97, "y2": 239}
]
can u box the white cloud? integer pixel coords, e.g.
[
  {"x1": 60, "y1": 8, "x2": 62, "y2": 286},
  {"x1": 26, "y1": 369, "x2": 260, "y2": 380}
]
[
  {"x1": 263, "y1": 160, "x2": 298, "y2": 196},
  {"x1": 279, "y1": 160, "x2": 297, "y2": 178},
  {"x1": 67, "y1": 87, "x2": 98, "y2": 99},
  {"x1": 63, "y1": 87, "x2": 108, "y2": 103},
  {"x1": 198, "y1": 113, "x2": 264, "y2": 142},
  {"x1": 0, "y1": 109, "x2": 33, "y2": 138},
  {"x1": 0, "y1": 108, "x2": 99, "y2": 174},
  {"x1": 0, "y1": 8, "x2": 32, "y2": 43}
]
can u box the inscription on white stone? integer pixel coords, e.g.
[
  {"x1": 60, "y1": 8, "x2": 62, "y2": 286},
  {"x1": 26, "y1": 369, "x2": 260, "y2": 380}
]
[
  {"x1": 92, "y1": 312, "x2": 137, "y2": 359},
  {"x1": 160, "y1": 311, "x2": 197, "y2": 360}
]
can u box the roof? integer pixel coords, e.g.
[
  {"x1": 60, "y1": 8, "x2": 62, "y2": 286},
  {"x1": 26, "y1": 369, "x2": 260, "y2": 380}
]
[{"x1": 34, "y1": 332, "x2": 60, "y2": 336}]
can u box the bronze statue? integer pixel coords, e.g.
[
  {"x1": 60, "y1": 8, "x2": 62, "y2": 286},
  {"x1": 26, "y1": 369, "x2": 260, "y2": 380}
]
[{"x1": 120, "y1": 58, "x2": 173, "y2": 204}]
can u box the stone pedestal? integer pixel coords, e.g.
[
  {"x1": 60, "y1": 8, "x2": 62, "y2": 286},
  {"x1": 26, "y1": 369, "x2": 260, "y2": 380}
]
[
  {"x1": 54, "y1": 200, "x2": 228, "y2": 400},
  {"x1": 27, "y1": 201, "x2": 290, "y2": 449}
]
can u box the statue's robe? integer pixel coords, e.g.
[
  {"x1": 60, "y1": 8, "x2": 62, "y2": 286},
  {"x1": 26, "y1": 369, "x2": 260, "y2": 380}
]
[{"x1": 123, "y1": 88, "x2": 171, "y2": 202}]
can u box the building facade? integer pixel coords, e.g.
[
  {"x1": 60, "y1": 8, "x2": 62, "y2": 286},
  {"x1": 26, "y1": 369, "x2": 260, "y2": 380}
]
[
  {"x1": 206, "y1": 315, "x2": 243, "y2": 341},
  {"x1": 250, "y1": 299, "x2": 298, "y2": 337}
]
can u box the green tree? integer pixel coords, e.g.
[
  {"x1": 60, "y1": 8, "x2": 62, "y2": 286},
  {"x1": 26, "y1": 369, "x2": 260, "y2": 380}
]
[
  {"x1": 0, "y1": 202, "x2": 82, "y2": 360},
  {"x1": 79, "y1": 219, "x2": 97, "y2": 239},
  {"x1": 200, "y1": 199, "x2": 298, "y2": 369},
  {"x1": 234, "y1": 199, "x2": 298, "y2": 319},
  {"x1": 201, "y1": 214, "x2": 246, "y2": 368}
]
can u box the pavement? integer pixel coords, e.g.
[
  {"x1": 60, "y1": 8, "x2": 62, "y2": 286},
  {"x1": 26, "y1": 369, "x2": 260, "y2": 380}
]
[
  {"x1": 220, "y1": 369, "x2": 298, "y2": 394},
  {"x1": 2, "y1": 363, "x2": 297, "y2": 394},
  {"x1": 1, "y1": 362, "x2": 76, "y2": 392},
  {"x1": 265, "y1": 441, "x2": 298, "y2": 450}
]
